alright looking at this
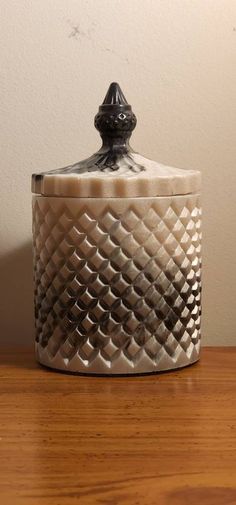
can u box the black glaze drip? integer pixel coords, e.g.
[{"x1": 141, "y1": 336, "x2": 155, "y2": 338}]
[
  {"x1": 45, "y1": 83, "x2": 145, "y2": 175},
  {"x1": 37, "y1": 266, "x2": 201, "y2": 349}
]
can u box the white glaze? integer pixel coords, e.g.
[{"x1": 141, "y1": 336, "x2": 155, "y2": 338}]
[
  {"x1": 33, "y1": 194, "x2": 202, "y2": 374},
  {"x1": 32, "y1": 153, "x2": 201, "y2": 198}
]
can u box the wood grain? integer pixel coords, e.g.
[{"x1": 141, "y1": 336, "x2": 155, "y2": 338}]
[{"x1": 0, "y1": 348, "x2": 236, "y2": 504}]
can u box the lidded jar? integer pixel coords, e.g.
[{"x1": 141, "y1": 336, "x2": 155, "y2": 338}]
[{"x1": 32, "y1": 83, "x2": 202, "y2": 374}]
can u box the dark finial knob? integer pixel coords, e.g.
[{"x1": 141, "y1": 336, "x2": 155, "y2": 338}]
[
  {"x1": 94, "y1": 82, "x2": 137, "y2": 144},
  {"x1": 102, "y1": 82, "x2": 128, "y2": 106}
]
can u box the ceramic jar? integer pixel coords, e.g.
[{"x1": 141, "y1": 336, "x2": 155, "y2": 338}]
[{"x1": 32, "y1": 83, "x2": 202, "y2": 374}]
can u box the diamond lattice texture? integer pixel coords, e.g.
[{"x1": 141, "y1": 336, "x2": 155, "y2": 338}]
[{"x1": 32, "y1": 195, "x2": 202, "y2": 374}]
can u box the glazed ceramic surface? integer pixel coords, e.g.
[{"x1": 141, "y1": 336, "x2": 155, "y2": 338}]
[{"x1": 33, "y1": 194, "x2": 201, "y2": 374}]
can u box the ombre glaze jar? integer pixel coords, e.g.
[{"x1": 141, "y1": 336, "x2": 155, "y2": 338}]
[{"x1": 32, "y1": 83, "x2": 202, "y2": 375}]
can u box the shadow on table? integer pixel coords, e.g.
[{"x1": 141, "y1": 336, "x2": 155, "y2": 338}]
[
  {"x1": 0, "y1": 350, "x2": 37, "y2": 370},
  {"x1": 0, "y1": 241, "x2": 36, "y2": 369}
]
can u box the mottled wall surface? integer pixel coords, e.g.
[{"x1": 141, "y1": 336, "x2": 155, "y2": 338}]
[{"x1": 1, "y1": 0, "x2": 236, "y2": 347}]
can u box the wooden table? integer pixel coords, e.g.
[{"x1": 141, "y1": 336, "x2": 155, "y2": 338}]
[{"x1": 0, "y1": 347, "x2": 236, "y2": 504}]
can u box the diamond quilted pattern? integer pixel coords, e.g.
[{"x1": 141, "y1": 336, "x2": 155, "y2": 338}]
[{"x1": 33, "y1": 195, "x2": 202, "y2": 374}]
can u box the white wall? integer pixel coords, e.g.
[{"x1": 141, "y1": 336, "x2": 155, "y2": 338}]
[{"x1": 1, "y1": 0, "x2": 236, "y2": 348}]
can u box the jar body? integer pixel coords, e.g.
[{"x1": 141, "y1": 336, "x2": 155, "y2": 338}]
[{"x1": 32, "y1": 194, "x2": 202, "y2": 374}]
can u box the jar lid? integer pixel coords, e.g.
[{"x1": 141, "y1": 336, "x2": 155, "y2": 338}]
[{"x1": 32, "y1": 83, "x2": 201, "y2": 198}]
